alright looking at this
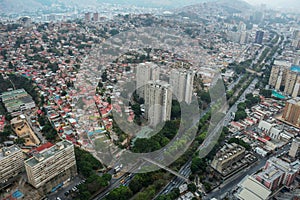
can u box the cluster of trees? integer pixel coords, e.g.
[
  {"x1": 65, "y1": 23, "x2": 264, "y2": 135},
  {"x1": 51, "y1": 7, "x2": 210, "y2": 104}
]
[
  {"x1": 0, "y1": 125, "x2": 13, "y2": 143},
  {"x1": 260, "y1": 89, "x2": 272, "y2": 98},
  {"x1": 8, "y1": 74, "x2": 40, "y2": 104},
  {"x1": 104, "y1": 186, "x2": 132, "y2": 200},
  {"x1": 234, "y1": 93, "x2": 261, "y2": 121},
  {"x1": 226, "y1": 74, "x2": 249, "y2": 100},
  {"x1": 191, "y1": 157, "x2": 207, "y2": 174},
  {"x1": 228, "y1": 76, "x2": 255, "y2": 107},
  {"x1": 234, "y1": 102, "x2": 247, "y2": 121},
  {"x1": 40, "y1": 119, "x2": 57, "y2": 142},
  {"x1": 132, "y1": 120, "x2": 180, "y2": 153},
  {"x1": 157, "y1": 188, "x2": 180, "y2": 200},
  {"x1": 245, "y1": 93, "x2": 260, "y2": 108},
  {"x1": 74, "y1": 147, "x2": 103, "y2": 177},
  {"x1": 104, "y1": 170, "x2": 170, "y2": 200},
  {"x1": 48, "y1": 62, "x2": 59, "y2": 72},
  {"x1": 74, "y1": 147, "x2": 111, "y2": 199},
  {"x1": 76, "y1": 173, "x2": 111, "y2": 200},
  {"x1": 228, "y1": 137, "x2": 251, "y2": 151},
  {"x1": 0, "y1": 75, "x2": 13, "y2": 93},
  {"x1": 229, "y1": 60, "x2": 251, "y2": 74},
  {"x1": 171, "y1": 100, "x2": 181, "y2": 119}
]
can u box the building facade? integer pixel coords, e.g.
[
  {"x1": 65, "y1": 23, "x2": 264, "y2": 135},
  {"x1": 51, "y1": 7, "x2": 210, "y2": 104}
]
[
  {"x1": 169, "y1": 69, "x2": 194, "y2": 104},
  {"x1": 256, "y1": 157, "x2": 300, "y2": 190},
  {"x1": 144, "y1": 80, "x2": 172, "y2": 127},
  {"x1": 25, "y1": 141, "x2": 77, "y2": 194},
  {"x1": 0, "y1": 145, "x2": 24, "y2": 184},
  {"x1": 0, "y1": 89, "x2": 36, "y2": 117},
  {"x1": 255, "y1": 30, "x2": 264, "y2": 44},
  {"x1": 136, "y1": 62, "x2": 160, "y2": 98},
  {"x1": 289, "y1": 137, "x2": 300, "y2": 158},
  {"x1": 211, "y1": 143, "x2": 246, "y2": 175},
  {"x1": 282, "y1": 98, "x2": 300, "y2": 127},
  {"x1": 269, "y1": 61, "x2": 300, "y2": 98}
]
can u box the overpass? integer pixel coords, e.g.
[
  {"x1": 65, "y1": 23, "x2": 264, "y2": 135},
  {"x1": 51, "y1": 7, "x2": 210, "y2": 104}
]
[{"x1": 142, "y1": 157, "x2": 190, "y2": 183}]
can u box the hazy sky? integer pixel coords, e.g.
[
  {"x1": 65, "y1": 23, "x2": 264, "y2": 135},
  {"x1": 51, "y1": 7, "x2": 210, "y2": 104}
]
[{"x1": 245, "y1": 0, "x2": 300, "y2": 8}]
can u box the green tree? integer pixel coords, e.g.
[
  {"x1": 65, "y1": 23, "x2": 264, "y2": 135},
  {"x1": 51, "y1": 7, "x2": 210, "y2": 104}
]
[
  {"x1": 187, "y1": 183, "x2": 197, "y2": 193},
  {"x1": 106, "y1": 186, "x2": 133, "y2": 200},
  {"x1": 234, "y1": 110, "x2": 247, "y2": 121}
]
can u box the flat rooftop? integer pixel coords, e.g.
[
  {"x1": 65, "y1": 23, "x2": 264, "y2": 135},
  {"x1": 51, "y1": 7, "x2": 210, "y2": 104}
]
[
  {"x1": 25, "y1": 140, "x2": 73, "y2": 167},
  {"x1": 0, "y1": 145, "x2": 21, "y2": 160},
  {"x1": 0, "y1": 89, "x2": 28, "y2": 102}
]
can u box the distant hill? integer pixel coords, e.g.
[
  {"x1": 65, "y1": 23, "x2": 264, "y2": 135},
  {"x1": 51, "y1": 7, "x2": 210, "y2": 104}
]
[
  {"x1": 0, "y1": 0, "x2": 252, "y2": 14},
  {"x1": 0, "y1": 0, "x2": 214, "y2": 13}
]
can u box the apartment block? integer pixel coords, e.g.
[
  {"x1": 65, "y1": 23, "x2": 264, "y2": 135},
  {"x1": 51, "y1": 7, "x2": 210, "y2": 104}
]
[
  {"x1": 25, "y1": 141, "x2": 77, "y2": 194},
  {"x1": 269, "y1": 61, "x2": 300, "y2": 98},
  {"x1": 0, "y1": 145, "x2": 24, "y2": 184},
  {"x1": 256, "y1": 157, "x2": 300, "y2": 190},
  {"x1": 136, "y1": 62, "x2": 160, "y2": 98},
  {"x1": 170, "y1": 68, "x2": 194, "y2": 104},
  {"x1": 289, "y1": 137, "x2": 300, "y2": 158},
  {"x1": 282, "y1": 98, "x2": 300, "y2": 127},
  {"x1": 144, "y1": 80, "x2": 172, "y2": 127}
]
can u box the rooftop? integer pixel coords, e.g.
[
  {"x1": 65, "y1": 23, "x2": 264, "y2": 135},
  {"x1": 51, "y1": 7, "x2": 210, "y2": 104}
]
[
  {"x1": 290, "y1": 65, "x2": 300, "y2": 73},
  {"x1": 25, "y1": 140, "x2": 73, "y2": 167},
  {"x1": 0, "y1": 89, "x2": 28, "y2": 102},
  {"x1": 0, "y1": 145, "x2": 21, "y2": 160},
  {"x1": 267, "y1": 157, "x2": 300, "y2": 174},
  {"x1": 257, "y1": 165, "x2": 284, "y2": 182},
  {"x1": 237, "y1": 175, "x2": 272, "y2": 200}
]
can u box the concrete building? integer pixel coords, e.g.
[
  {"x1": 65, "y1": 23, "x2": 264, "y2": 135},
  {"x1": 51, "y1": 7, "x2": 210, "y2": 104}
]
[
  {"x1": 254, "y1": 30, "x2": 264, "y2": 44},
  {"x1": 239, "y1": 31, "x2": 248, "y2": 44},
  {"x1": 257, "y1": 157, "x2": 300, "y2": 189},
  {"x1": 0, "y1": 89, "x2": 36, "y2": 117},
  {"x1": 268, "y1": 61, "x2": 290, "y2": 91},
  {"x1": 93, "y1": 13, "x2": 99, "y2": 21},
  {"x1": 256, "y1": 165, "x2": 285, "y2": 191},
  {"x1": 136, "y1": 62, "x2": 160, "y2": 98},
  {"x1": 25, "y1": 141, "x2": 77, "y2": 194},
  {"x1": 84, "y1": 12, "x2": 91, "y2": 21},
  {"x1": 289, "y1": 137, "x2": 300, "y2": 158},
  {"x1": 282, "y1": 98, "x2": 300, "y2": 127},
  {"x1": 292, "y1": 30, "x2": 300, "y2": 49},
  {"x1": 258, "y1": 120, "x2": 282, "y2": 140},
  {"x1": 269, "y1": 62, "x2": 300, "y2": 97},
  {"x1": 284, "y1": 69, "x2": 299, "y2": 96},
  {"x1": 144, "y1": 80, "x2": 172, "y2": 127},
  {"x1": 169, "y1": 68, "x2": 194, "y2": 104},
  {"x1": 235, "y1": 175, "x2": 272, "y2": 200},
  {"x1": 211, "y1": 143, "x2": 246, "y2": 175},
  {"x1": 0, "y1": 145, "x2": 24, "y2": 184}
]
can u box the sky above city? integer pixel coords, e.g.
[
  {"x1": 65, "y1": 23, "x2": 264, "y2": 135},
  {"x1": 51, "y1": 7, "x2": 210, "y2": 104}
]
[{"x1": 245, "y1": 0, "x2": 299, "y2": 8}]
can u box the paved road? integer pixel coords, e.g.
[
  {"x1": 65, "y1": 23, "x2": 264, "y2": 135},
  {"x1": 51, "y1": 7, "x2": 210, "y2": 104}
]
[
  {"x1": 47, "y1": 176, "x2": 84, "y2": 200},
  {"x1": 153, "y1": 78, "x2": 258, "y2": 199}
]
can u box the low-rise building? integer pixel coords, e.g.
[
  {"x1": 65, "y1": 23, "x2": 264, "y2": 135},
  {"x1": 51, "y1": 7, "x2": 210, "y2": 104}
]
[
  {"x1": 0, "y1": 89, "x2": 35, "y2": 117},
  {"x1": 235, "y1": 175, "x2": 272, "y2": 200}
]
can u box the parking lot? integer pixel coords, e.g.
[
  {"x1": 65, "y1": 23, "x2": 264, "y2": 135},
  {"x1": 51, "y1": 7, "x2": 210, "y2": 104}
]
[{"x1": 46, "y1": 176, "x2": 85, "y2": 200}]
